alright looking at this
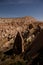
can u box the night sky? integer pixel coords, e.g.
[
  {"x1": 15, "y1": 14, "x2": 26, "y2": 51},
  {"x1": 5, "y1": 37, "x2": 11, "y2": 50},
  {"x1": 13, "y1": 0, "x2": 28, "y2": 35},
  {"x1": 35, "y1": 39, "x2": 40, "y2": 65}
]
[{"x1": 0, "y1": 0, "x2": 43, "y2": 21}]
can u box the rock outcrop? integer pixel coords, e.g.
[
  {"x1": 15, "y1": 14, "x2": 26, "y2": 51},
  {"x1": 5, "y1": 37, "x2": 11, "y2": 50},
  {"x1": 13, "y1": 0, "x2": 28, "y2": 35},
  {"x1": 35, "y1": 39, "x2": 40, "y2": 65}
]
[{"x1": 0, "y1": 16, "x2": 43, "y2": 65}]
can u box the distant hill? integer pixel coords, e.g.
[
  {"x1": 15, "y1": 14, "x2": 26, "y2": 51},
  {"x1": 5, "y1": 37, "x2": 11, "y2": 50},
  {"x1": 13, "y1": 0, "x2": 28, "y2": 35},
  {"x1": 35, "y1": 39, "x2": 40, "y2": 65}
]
[
  {"x1": 0, "y1": 16, "x2": 43, "y2": 49},
  {"x1": 0, "y1": 16, "x2": 37, "y2": 23},
  {"x1": 0, "y1": 16, "x2": 43, "y2": 27}
]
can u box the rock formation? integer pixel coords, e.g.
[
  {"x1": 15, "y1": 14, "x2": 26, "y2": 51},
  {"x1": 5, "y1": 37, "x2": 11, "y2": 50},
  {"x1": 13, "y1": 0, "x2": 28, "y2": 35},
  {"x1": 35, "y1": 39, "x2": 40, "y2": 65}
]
[{"x1": 0, "y1": 16, "x2": 43, "y2": 65}]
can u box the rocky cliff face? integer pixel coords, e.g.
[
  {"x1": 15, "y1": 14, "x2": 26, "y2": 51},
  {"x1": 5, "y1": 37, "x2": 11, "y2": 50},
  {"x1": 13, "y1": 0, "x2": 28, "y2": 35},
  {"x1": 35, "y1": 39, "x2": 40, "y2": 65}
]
[
  {"x1": 0, "y1": 16, "x2": 43, "y2": 51},
  {"x1": 0, "y1": 17, "x2": 42, "y2": 38},
  {"x1": 0, "y1": 16, "x2": 43, "y2": 65}
]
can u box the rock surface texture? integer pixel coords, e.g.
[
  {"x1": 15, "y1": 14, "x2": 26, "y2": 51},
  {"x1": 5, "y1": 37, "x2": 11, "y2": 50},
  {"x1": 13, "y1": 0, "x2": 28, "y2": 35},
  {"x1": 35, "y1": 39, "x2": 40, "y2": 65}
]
[{"x1": 0, "y1": 16, "x2": 43, "y2": 65}]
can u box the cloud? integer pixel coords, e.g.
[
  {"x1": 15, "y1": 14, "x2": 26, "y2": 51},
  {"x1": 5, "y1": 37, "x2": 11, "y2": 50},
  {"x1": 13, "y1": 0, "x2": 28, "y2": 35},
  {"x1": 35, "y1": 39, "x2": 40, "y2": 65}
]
[{"x1": 0, "y1": 0, "x2": 42, "y2": 5}]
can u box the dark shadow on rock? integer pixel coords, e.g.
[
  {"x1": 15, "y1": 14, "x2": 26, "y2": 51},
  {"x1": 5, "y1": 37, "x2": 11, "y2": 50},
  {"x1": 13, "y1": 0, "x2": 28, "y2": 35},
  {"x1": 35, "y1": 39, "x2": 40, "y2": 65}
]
[
  {"x1": 13, "y1": 32, "x2": 22, "y2": 55},
  {"x1": 23, "y1": 30, "x2": 43, "y2": 65},
  {"x1": 4, "y1": 32, "x2": 22, "y2": 55},
  {"x1": 31, "y1": 48, "x2": 43, "y2": 65}
]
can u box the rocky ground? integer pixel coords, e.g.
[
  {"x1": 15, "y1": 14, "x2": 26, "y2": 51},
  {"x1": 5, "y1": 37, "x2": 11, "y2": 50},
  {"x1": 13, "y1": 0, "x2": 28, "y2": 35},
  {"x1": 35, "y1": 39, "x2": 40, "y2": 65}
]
[{"x1": 0, "y1": 16, "x2": 43, "y2": 65}]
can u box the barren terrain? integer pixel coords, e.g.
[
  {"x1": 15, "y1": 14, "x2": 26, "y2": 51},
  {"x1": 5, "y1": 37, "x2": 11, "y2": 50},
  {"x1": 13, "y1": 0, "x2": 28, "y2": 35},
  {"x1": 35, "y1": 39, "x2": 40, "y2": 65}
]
[{"x1": 0, "y1": 16, "x2": 43, "y2": 65}]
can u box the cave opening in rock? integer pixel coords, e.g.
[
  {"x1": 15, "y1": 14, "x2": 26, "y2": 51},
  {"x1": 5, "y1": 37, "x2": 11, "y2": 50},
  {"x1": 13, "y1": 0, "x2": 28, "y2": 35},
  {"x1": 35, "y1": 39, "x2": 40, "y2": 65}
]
[{"x1": 13, "y1": 32, "x2": 22, "y2": 55}]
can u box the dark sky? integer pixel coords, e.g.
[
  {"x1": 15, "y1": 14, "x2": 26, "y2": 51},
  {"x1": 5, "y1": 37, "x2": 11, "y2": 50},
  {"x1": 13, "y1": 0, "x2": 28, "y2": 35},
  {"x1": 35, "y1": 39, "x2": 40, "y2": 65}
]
[{"x1": 0, "y1": 0, "x2": 43, "y2": 21}]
